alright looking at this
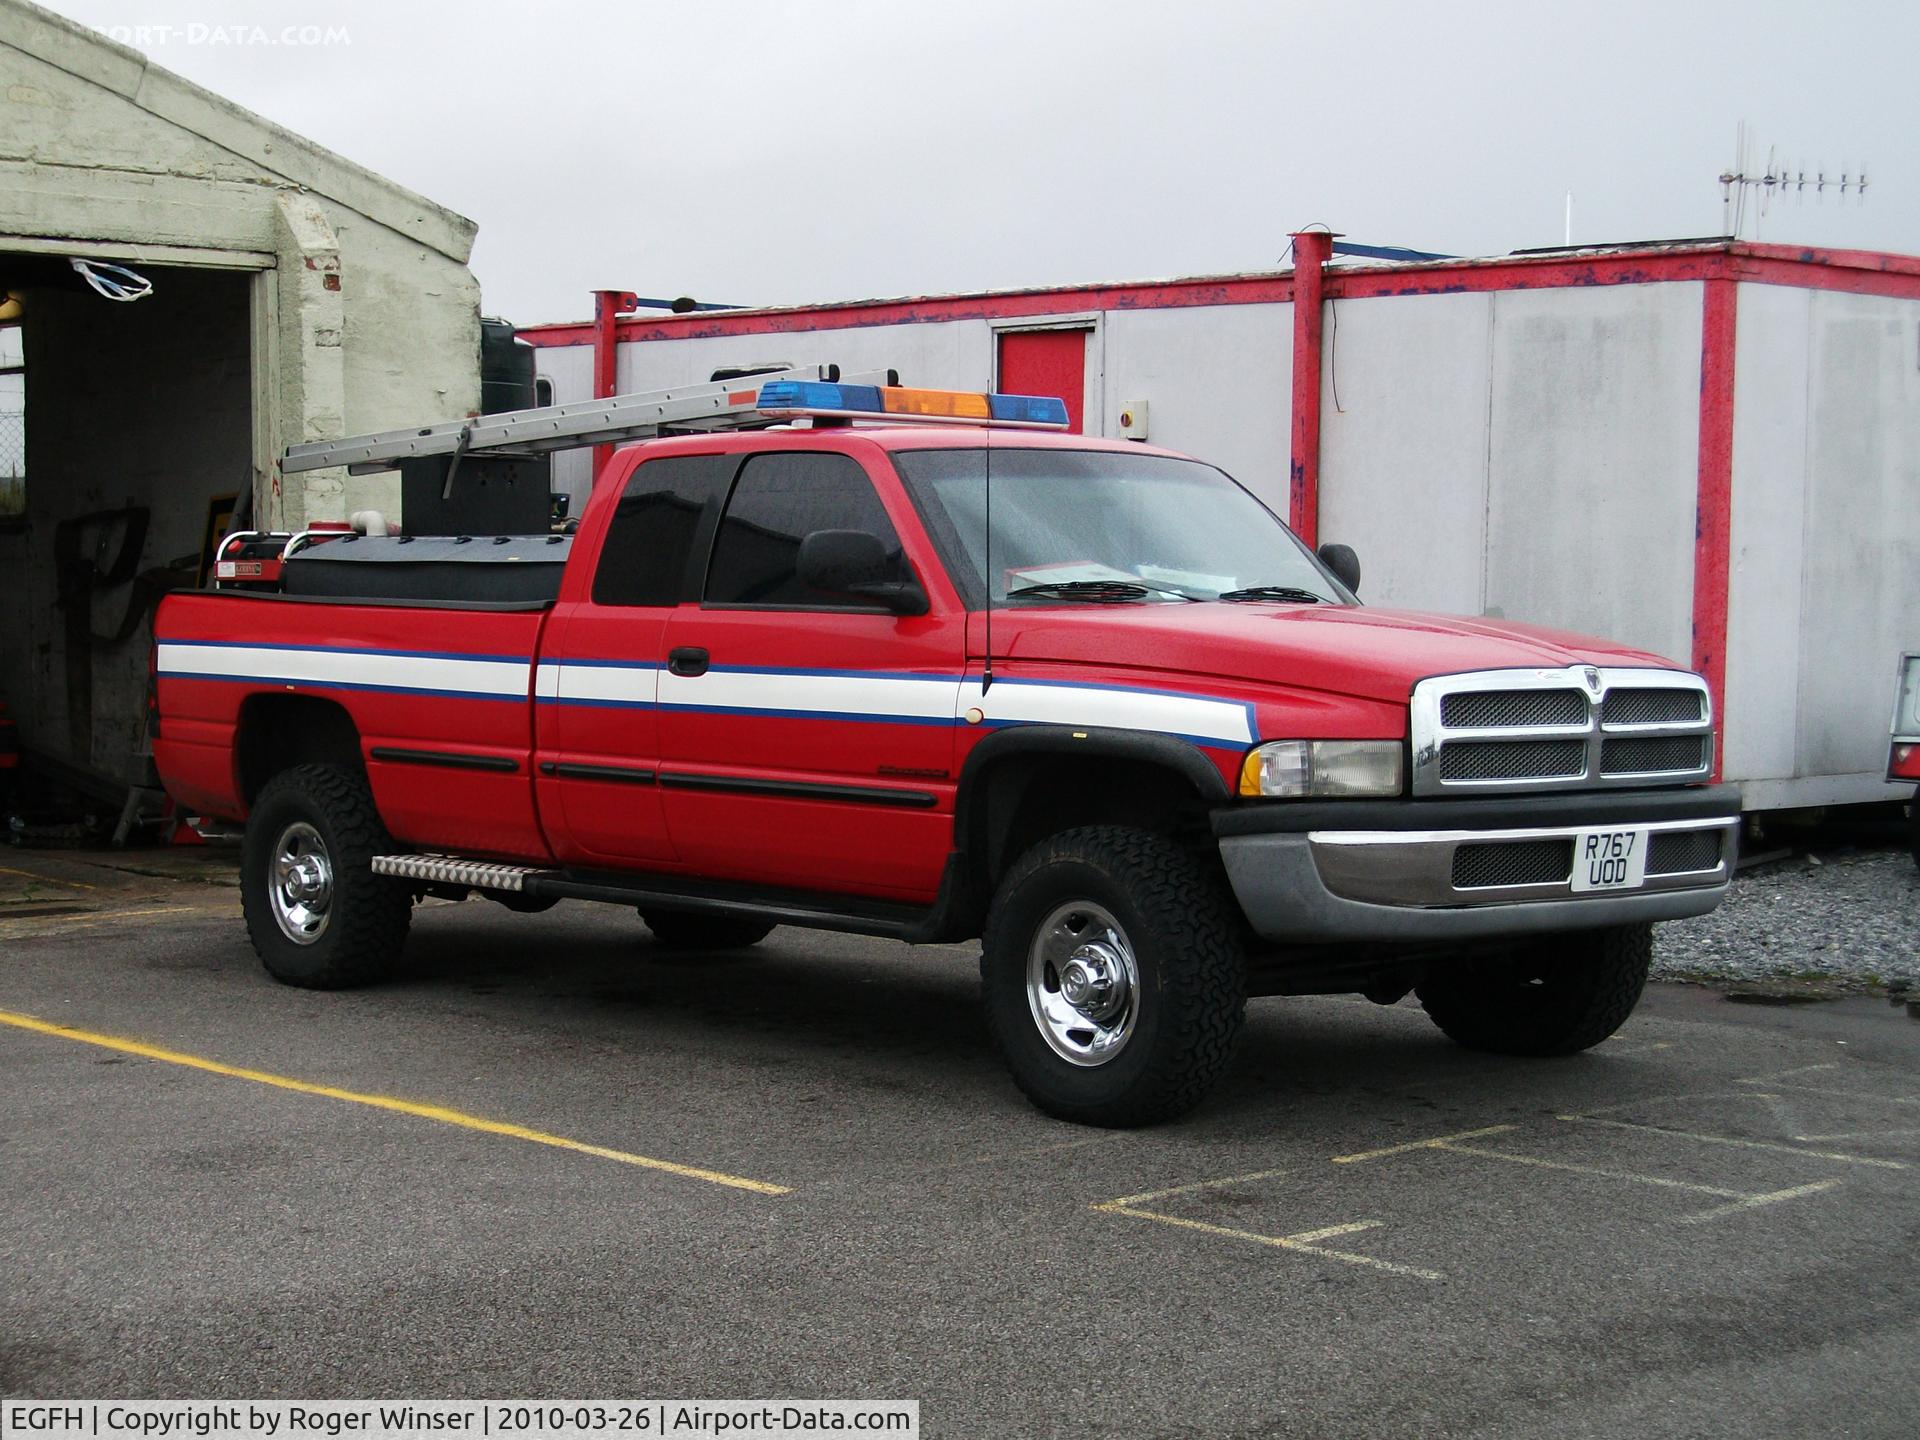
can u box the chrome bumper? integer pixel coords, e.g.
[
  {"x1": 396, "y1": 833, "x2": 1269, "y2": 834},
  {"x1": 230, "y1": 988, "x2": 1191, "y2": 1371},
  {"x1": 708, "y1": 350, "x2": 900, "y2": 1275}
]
[{"x1": 1218, "y1": 815, "x2": 1737, "y2": 944}]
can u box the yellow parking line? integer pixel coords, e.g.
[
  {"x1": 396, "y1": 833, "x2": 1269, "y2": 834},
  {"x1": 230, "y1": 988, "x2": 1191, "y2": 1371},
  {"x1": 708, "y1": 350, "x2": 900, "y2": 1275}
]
[
  {"x1": 1557, "y1": 1113, "x2": 1909, "y2": 1170},
  {"x1": 1331, "y1": 1124, "x2": 1518, "y2": 1163},
  {"x1": 1677, "y1": 1181, "x2": 1843, "y2": 1226},
  {"x1": 0, "y1": 864, "x2": 100, "y2": 891},
  {"x1": 1092, "y1": 1200, "x2": 1444, "y2": 1281},
  {"x1": 0, "y1": 1007, "x2": 790, "y2": 1196}
]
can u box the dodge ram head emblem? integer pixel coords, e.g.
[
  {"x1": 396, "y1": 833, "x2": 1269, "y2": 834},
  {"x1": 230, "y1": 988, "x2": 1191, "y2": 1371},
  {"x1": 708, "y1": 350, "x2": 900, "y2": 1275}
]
[{"x1": 1583, "y1": 667, "x2": 1602, "y2": 694}]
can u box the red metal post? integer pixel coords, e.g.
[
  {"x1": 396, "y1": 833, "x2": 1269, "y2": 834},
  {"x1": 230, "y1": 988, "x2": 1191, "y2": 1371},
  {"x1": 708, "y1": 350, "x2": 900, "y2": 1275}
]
[
  {"x1": 1287, "y1": 231, "x2": 1334, "y2": 545},
  {"x1": 1691, "y1": 276, "x2": 1739, "y2": 781},
  {"x1": 590, "y1": 289, "x2": 625, "y2": 481}
]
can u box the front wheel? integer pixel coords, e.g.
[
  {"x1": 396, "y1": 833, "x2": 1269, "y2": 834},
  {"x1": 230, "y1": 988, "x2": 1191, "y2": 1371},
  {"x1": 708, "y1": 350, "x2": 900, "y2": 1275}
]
[
  {"x1": 981, "y1": 826, "x2": 1246, "y2": 1127},
  {"x1": 241, "y1": 763, "x2": 411, "y2": 989},
  {"x1": 1416, "y1": 922, "x2": 1653, "y2": 1057}
]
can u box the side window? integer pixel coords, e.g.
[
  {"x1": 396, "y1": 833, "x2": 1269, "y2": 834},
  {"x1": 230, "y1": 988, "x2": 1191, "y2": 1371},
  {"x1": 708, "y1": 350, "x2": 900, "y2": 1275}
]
[
  {"x1": 705, "y1": 452, "x2": 910, "y2": 607},
  {"x1": 591, "y1": 454, "x2": 736, "y2": 607}
]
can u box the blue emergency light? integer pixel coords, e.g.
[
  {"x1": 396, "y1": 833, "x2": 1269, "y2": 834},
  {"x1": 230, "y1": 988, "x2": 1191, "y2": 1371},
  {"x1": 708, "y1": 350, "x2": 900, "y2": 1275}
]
[{"x1": 755, "y1": 380, "x2": 1069, "y2": 428}]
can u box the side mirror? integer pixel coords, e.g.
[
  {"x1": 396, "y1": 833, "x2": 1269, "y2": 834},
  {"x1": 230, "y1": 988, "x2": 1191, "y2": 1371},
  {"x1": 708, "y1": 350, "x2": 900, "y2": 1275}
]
[
  {"x1": 796, "y1": 529, "x2": 928, "y2": 615},
  {"x1": 1317, "y1": 542, "x2": 1361, "y2": 596}
]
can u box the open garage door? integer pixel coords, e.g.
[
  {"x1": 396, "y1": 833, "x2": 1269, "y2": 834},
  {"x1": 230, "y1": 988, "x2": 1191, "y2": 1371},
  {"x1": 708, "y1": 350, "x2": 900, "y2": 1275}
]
[{"x1": 0, "y1": 256, "x2": 255, "y2": 796}]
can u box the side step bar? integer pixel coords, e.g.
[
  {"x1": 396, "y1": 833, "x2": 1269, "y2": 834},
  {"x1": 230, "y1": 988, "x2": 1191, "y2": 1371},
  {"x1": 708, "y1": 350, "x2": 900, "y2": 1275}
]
[
  {"x1": 373, "y1": 854, "x2": 544, "y2": 892},
  {"x1": 371, "y1": 853, "x2": 976, "y2": 945}
]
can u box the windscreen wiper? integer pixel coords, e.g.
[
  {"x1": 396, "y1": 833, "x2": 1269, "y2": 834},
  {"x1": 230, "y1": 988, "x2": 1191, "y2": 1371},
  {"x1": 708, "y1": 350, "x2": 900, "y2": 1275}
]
[
  {"x1": 1216, "y1": 585, "x2": 1329, "y2": 603},
  {"x1": 1006, "y1": 580, "x2": 1197, "y2": 602}
]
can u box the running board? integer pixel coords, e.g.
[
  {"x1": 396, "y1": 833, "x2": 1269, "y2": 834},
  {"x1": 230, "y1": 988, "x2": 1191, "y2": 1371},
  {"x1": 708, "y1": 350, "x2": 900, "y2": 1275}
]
[
  {"x1": 527, "y1": 871, "x2": 932, "y2": 940},
  {"x1": 373, "y1": 854, "x2": 546, "y2": 892}
]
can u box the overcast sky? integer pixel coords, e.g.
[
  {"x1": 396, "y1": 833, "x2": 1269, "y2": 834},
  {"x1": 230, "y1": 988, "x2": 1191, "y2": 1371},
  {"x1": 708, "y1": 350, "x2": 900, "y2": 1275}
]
[{"x1": 47, "y1": 0, "x2": 1920, "y2": 325}]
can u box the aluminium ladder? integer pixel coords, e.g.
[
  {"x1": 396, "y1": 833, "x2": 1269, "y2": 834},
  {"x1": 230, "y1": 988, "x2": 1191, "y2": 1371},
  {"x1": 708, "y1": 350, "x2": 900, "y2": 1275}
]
[{"x1": 281, "y1": 364, "x2": 896, "y2": 475}]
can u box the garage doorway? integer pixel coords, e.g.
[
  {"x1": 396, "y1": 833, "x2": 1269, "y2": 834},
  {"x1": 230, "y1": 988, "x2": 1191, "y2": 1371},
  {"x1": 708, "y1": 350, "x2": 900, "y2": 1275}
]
[{"x1": 0, "y1": 256, "x2": 255, "y2": 789}]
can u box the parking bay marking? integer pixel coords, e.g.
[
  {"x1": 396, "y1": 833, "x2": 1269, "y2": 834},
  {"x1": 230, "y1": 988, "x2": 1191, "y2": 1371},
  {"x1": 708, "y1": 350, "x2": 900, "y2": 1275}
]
[
  {"x1": 1335, "y1": 1122, "x2": 1845, "y2": 1224},
  {"x1": 0, "y1": 1007, "x2": 791, "y2": 1196},
  {"x1": 1558, "y1": 1107, "x2": 1910, "y2": 1170},
  {"x1": 1092, "y1": 1169, "x2": 1445, "y2": 1281}
]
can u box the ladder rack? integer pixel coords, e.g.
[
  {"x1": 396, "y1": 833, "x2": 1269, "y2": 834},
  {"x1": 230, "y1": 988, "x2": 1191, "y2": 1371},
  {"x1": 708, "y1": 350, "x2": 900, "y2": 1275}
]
[{"x1": 281, "y1": 364, "x2": 894, "y2": 475}]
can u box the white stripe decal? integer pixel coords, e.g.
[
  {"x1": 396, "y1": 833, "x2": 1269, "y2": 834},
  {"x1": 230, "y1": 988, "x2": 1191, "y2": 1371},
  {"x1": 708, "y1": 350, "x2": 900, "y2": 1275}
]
[
  {"x1": 958, "y1": 679, "x2": 1254, "y2": 747},
  {"x1": 658, "y1": 669, "x2": 958, "y2": 722},
  {"x1": 541, "y1": 661, "x2": 659, "y2": 708},
  {"x1": 157, "y1": 642, "x2": 528, "y2": 699}
]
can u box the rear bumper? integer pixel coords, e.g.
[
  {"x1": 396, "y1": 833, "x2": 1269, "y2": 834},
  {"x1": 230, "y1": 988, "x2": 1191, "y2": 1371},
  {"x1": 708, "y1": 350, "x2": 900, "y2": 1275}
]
[{"x1": 1214, "y1": 785, "x2": 1741, "y2": 944}]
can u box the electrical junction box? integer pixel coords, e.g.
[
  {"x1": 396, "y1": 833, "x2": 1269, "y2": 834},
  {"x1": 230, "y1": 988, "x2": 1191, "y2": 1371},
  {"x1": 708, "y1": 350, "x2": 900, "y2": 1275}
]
[{"x1": 1118, "y1": 400, "x2": 1149, "y2": 441}]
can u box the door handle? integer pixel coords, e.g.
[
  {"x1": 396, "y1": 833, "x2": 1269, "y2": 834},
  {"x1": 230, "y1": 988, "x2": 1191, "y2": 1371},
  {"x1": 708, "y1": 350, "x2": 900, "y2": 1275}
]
[{"x1": 667, "y1": 646, "x2": 710, "y2": 678}]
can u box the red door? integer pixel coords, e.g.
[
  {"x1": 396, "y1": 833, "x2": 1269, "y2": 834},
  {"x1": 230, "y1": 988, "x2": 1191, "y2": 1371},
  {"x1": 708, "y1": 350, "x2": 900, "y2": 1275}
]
[{"x1": 997, "y1": 329, "x2": 1087, "y2": 434}]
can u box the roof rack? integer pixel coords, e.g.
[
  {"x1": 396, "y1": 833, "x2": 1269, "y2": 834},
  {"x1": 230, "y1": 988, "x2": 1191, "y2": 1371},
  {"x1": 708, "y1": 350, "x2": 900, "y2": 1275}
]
[{"x1": 281, "y1": 363, "x2": 899, "y2": 475}]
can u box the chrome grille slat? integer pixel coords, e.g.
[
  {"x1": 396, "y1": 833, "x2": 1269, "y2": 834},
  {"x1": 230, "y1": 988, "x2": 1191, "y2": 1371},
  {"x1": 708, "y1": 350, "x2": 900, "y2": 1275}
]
[{"x1": 1411, "y1": 666, "x2": 1713, "y2": 796}]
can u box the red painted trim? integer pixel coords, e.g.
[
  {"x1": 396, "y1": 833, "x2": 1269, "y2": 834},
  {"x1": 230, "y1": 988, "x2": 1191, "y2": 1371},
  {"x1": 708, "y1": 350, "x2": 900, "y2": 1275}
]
[
  {"x1": 1288, "y1": 232, "x2": 1332, "y2": 546},
  {"x1": 511, "y1": 241, "x2": 1920, "y2": 352},
  {"x1": 591, "y1": 290, "x2": 621, "y2": 480},
  {"x1": 1691, "y1": 278, "x2": 1738, "y2": 781},
  {"x1": 1325, "y1": 249, "x2": 1730, "y2": 300}
]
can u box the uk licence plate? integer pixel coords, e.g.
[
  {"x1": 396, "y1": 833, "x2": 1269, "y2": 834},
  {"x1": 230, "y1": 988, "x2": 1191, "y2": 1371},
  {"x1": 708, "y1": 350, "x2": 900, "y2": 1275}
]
[{"x1": 1570, "y1": 827, "x2": 1649, "y2": 892}]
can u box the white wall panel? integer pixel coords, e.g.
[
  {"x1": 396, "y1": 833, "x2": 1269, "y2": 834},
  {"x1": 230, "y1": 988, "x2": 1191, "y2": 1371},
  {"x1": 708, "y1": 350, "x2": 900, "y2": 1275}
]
[
  {"x1": 1483, "y1": 283, "x2": 1702, "y2": 664},
  {"x1": 1796, "y1": 289, "x2": 1920, "y2": 783},
  {"x1": 1724, "y1": 284, "x2": 1810, "y2": 783},
  {"x1": 1317, "y1": 291, "x2": 1493, "y2": 613},
  {"x1": 1098, "y1": 304, "x2": 1292, "y2": 512}
]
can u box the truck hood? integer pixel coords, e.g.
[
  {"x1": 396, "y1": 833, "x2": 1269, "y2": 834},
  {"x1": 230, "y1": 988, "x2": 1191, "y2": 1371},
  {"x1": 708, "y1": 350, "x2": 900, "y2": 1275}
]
[{"x1": 998, "y1": 604, "x2": 1683, "y2": 705}]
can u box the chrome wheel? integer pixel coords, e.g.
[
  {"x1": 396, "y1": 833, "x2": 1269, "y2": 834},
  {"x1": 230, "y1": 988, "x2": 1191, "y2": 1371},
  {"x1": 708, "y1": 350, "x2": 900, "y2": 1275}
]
[
  {"x1": 1027, "y1": 900, "x2": 1140, "y2": 1067},
  {"x1": 268, "y1": 820, "x2": 333, "y2": 945}
]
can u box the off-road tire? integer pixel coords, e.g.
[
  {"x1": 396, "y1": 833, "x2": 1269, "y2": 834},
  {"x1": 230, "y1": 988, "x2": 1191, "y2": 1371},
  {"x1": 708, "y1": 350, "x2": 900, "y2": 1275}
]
[
  {"x1": 981, "y1": 826, "x2": 1246, "y2": 1127},
  {"x1": 1416, "y1": 922, "x2": 1653, "y2": 1057},
  {"x1": 640, "y1": 910, "x2": 776, "y2": 950},
  {"x1": 241, "y1": 763, "x2": 411, "y2": 989}
]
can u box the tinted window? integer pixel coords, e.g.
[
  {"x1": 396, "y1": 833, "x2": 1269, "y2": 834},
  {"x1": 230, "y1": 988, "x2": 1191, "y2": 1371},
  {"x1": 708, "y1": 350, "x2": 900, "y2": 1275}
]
[
  {"x1": 705, "y1": 452, "x2": 909, "y2": 607},
  {"x1": 592, "y1": 454, "x2": 736, "y2": 607}
]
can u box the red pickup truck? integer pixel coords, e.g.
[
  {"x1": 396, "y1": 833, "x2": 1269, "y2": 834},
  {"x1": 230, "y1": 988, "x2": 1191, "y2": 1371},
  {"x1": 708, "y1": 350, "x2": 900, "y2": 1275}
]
[{"x1": 154, "y1": 378, "x2": 1739, "y2": 1125}]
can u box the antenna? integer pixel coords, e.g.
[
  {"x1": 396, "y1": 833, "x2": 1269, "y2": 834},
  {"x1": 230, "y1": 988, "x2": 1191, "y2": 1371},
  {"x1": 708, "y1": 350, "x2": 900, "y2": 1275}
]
[{"x1": 1719, "y1": 121, "x2": 1871, "y2": 238}]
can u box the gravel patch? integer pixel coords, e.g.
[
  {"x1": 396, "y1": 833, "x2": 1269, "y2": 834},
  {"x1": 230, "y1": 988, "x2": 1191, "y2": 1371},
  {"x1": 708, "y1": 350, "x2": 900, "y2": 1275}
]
[{"x1": 1653, "y1": 846, "x2": 1920, "y2": 991}]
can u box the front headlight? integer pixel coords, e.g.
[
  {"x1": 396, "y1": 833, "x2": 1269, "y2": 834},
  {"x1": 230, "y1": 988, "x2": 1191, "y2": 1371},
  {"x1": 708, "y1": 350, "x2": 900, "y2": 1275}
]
[{"x1": 1238, "y1": 739, "x2": 1405, "y2": 798}]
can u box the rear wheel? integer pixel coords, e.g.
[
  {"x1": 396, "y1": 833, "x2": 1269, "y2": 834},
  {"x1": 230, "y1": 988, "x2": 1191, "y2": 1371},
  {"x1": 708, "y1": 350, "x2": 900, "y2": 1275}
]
[
  {"x1": 241, "y1": 763, "x2": 411, "y2": 988},
  {"x1": 640, "y1": 909, "x2": 775, "y2": 951},
  {"x1": 981, "y1": 826, "x2": 1246, "y2": 1127},
  {"x1": 1416, "y1": 922, "x2": 1652, "y2": 1056}
]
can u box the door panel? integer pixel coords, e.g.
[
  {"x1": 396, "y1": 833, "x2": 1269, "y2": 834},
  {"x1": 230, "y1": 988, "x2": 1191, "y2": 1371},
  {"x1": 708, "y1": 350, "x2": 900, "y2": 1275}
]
[
  {"x1": 657, "y1": 449, "x2": 963, "y2": 900},
  {"x1": 997, "y1": 328, "x2": 1089, "y2": 434},
  {"x1": 534, "y1": 452, "x2": 735, "y2": 867}
]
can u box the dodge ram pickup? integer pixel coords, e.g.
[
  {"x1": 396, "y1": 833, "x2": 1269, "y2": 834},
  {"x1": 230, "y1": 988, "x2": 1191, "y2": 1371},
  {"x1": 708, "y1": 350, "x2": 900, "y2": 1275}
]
[{"x1": 153, "y1": 377, "x2": 1740, "y2": 1125}]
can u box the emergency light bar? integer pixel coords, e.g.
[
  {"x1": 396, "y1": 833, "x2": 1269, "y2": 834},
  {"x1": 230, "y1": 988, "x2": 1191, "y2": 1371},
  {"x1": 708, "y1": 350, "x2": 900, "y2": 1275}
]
[{"x1": 755, "y1": 380, "x2": 1070, "y2": 429}]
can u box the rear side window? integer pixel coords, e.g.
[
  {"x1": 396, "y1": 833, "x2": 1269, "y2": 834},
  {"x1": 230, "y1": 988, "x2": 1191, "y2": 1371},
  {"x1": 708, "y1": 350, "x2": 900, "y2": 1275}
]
[
  {"x1": 592, "y1": 454, "x2": 736, "y2": 606},
  {"x1": 705, "y1": 452, "x2": 910, "y2": 607}
]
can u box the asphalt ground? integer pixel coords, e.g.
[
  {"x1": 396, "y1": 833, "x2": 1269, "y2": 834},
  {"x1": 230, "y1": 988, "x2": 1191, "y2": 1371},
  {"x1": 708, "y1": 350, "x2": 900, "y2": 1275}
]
[{"x1": 2, "y1": 850, "x2": 1917, "y2": 1438}]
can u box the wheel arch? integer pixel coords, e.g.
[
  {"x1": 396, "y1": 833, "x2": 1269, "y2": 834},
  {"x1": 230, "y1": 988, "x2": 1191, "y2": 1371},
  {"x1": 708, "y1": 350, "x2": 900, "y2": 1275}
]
[
  {"x1": 234, "y1": 693, "x2": 365, "y2": 806},
  {"x1": 952, "y1": 725, "x2": 1232, "y2": 914}
]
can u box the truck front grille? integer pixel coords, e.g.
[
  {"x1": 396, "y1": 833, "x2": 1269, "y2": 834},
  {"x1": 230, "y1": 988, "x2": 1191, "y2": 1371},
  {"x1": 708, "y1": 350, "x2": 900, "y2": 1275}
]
[
  {"x1": 1646, "y1": 828, "x2": 1725, "y2": 875},
  {"x1": 1451, "y1": 838, "x2": 1575, "y2": 889},
  {"x1": 1411, "y1": 666, "x2": 1713, "y2": 796},
  {"x1": 1440, "y1": 689, "x2": 1588, "y2": 728},
  {"x1": 1439, "y1": 740, "x2": 1587, "y2": 782}
]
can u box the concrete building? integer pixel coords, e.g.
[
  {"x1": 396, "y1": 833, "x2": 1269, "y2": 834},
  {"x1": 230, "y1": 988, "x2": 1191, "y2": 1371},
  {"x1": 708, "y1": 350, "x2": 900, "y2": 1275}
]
[
  {"x1": 520, "y1": 237, "x2": 1920, "y2": 814},
  {"x1": 0, "y1": 0, "x2": 482, "y2": 788}
]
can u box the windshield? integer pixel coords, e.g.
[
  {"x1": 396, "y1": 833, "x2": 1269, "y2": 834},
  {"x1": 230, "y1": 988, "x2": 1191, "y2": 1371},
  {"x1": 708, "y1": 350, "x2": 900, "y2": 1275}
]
[{"x1": 893, "y1": 447, "x2": 1352, "y2": 607}]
